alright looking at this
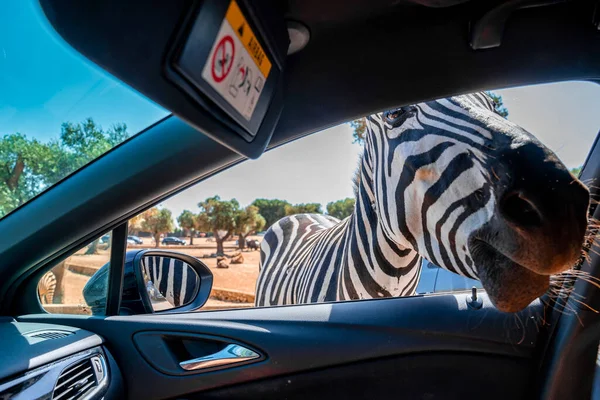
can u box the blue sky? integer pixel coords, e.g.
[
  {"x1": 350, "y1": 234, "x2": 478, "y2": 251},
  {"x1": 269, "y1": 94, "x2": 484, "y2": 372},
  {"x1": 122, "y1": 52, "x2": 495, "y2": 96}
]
[
  {"x1": 2, "y1": 1, "x2": 600, "y2": 224},
  {"x1": 0, "y1": 1, "x2": 168, "y2": 140}
]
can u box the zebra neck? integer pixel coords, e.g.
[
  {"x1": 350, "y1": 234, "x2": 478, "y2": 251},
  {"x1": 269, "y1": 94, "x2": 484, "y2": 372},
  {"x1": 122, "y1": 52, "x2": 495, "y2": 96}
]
[{"x1": 337, "y1": 157, "x2": 422, "y2": 300}]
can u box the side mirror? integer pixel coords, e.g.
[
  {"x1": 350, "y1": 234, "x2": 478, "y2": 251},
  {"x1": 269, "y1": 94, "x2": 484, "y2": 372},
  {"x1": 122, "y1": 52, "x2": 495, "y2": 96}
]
[{"x1": 83, "y1": 249, "x2": 213, "y2": 315}]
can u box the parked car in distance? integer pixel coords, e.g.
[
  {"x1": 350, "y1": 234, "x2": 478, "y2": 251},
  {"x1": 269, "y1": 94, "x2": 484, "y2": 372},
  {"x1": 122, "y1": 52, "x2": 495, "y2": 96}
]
[
  {"x1": 416, "y1": 259, "x2": 483, "y2": 295},
  {"x1": 127, "y1": 235, "x2": 143, "y2": 245},
  {"x1": 161, "y1": 237, "x2": 186, "y2": 246},
  {"x1": 99, "y1": 234, "x2": 110, "y2": 244},
  {"x1": 127, "y1": 238, "x2": 136, "y2": 246}
]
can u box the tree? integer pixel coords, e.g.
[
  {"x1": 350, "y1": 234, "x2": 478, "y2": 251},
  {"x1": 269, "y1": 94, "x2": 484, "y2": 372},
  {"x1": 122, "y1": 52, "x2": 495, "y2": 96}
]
[
  {"x1": 0, "y1": 119, "x2": 129, "y2": 217},
  {"x1": 485, "y1": 91, "x2": 509, "y2": 118},
  {"x1": 285, "y1": 203, "x2": 323, "y2": 216},
  {"x1": 251, "y1": 198, "x2": 291, "y2": 229},
  {"x1": 570, "y1": 166, "x2": 582, "y2": 177},
  {"x1": 326, "y1": 198, "x2": 356, "y2": 220},
  {"x1": 197, "y1": 196, "x2": 240, "y2": 255},
  {"x1": 235, "y1": 205, "x2": 266, "y2": 250},
  {"x1": 177, "y1": 210, "x2": 198, "y2": 245},
  {"x1": 141, "y1": 207, "x2": 174, "y2": 248},
  {"x1": 128, "y1": 214, "x2": 144, "y2": 236},
  {"x1": 0, "y1": 133, "x2": 56, "y2": 215},
  {"x1": 349, "y1": 92, "x2": 509, "y2": 144},
  {"x1": 350, "y1": 118, "x2": 367, "y2": 145},
  {"x1": 85, "y1": 239, "x2": 101, "y2": 255}
]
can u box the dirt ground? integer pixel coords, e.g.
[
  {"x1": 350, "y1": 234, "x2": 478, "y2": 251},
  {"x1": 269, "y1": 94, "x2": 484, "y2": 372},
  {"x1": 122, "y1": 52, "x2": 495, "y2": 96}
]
[{"x1": 51, "y1": 236, "x2": 261, "y2": 311}]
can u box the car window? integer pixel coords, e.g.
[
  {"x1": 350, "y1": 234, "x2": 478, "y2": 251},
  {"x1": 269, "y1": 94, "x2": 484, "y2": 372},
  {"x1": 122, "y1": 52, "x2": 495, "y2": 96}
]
[
  {"x1": 37, "y1": 82, "x2": 600, "y2": 314},
  {"x1": 38, "y1": 234, "x2": 112, "y2": 315},
  {"x1": 415, "y1": 260, "x2": 483, "y2": 295},
  {"x1": 0, "y1": 2, "x2": 168, "y2": 220}
]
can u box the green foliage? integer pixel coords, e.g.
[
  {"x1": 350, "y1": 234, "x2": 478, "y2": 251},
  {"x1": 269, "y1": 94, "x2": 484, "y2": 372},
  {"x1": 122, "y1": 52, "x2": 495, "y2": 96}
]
[
  {"x1": 85, "y1": 238, "x2": 101, "y2": 255},
  {"x1": 235, "y1": 205, "x2": 266, "y2": 236},
  {"x1": 570, "y1": 166, "x2": 582, "y2": 177},
  {"x1": 197, "y1": 196, "x2": 240, "y2": 235},
  {"x1": 326, "y1": 198, "x2": 355, "y2": 220},
  {"x1": 177, "y1": 209, "x2": 198, "y2": 244},
  {"x1": 235, "y1": 205, "x2": 266, "y2": 249},
  {"x1": 350, "y1": 118, "x2": 367, "y2": 145},
  {"x1": 141, "y1": 207, "x2": 174, "y2": 248},
  {"x1": 485, "y1": 91, "x2": 509, "y2": 118},
  {"x1": 128, "y1": 213, "x2": 144, "y2": 236},
  {"x1": 285, "y1": 203, "x2": 323, "y2": 216},
  {"x1": 197, "y1": 196, "x2": 240, "y2": 254},
  {"x1": 0, "y1": 133, "x2": 56, "y2": 215},
  {"x1": 251, "y1": 198, "x2": 290, "y2": 229},
  {"x1": 0, "y1": 119, "x2": 129, "y2": 217}
]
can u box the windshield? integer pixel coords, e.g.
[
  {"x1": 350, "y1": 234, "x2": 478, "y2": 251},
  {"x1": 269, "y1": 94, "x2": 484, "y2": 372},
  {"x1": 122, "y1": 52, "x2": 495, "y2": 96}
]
[{"x1": 0, "y1": 1, "x2": 169, "y2": 218}]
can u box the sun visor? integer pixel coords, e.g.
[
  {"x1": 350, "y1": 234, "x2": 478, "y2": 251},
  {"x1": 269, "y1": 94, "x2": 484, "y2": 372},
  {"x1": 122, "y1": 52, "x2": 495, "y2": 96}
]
[{"x1": 40, "y1": 0, "x2": 289, "y2": 159}]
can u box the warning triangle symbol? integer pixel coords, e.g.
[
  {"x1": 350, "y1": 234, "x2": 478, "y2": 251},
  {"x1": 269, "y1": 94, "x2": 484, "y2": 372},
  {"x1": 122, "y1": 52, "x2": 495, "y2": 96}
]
[{"x1": 237, "y1": 24, "x2": 245, "y2": 37}]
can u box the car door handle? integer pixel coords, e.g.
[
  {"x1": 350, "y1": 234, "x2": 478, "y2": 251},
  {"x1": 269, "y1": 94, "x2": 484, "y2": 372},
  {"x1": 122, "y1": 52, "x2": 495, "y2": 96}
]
[{"x1": 179, "y1": 344, "x2": 260, "y2": 371}]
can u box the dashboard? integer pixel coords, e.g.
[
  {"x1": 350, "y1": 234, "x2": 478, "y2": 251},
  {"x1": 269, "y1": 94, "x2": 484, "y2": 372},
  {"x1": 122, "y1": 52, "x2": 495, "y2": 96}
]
[{"x1": 0, "y1": 318, "x2": 121, "y2": 399}]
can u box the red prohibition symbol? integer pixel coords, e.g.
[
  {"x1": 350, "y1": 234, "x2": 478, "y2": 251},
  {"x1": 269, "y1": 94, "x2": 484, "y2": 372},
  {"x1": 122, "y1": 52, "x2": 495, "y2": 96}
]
[{"x1": 211, "y1": 35, "x2": 235, "y2": 83}]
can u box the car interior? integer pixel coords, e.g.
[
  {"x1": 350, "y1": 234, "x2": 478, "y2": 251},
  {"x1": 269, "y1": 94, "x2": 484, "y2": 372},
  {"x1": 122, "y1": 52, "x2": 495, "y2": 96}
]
[{"x1": 2, "y1": 0, "x2": 600, "y2": 399}]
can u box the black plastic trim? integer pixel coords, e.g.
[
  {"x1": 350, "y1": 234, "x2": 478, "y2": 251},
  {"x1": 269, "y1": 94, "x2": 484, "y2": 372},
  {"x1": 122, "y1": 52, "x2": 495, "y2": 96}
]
[
  {"x1": 194, "y1": 352, "x2": 532, "y2": 400},
  {"x1": 106, "y1": 222, "x2": 128, "y2": 316}
]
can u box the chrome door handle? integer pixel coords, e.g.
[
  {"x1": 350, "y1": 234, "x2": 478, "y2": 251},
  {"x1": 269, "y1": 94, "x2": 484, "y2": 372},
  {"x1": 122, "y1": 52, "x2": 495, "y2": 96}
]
[{"x1": 179, "y1": 344, "x2": 260, "y2": 371}]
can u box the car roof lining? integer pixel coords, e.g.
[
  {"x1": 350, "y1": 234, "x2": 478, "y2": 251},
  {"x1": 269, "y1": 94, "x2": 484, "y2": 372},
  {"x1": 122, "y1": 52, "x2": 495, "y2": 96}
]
[{"x1": 275, "y1": 1, "x2": 600, "y2": 146}]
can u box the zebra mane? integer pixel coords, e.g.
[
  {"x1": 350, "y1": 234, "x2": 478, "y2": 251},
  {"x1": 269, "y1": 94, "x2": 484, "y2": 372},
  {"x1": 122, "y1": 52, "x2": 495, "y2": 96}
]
[{"x1": 352, "y1": 153, "x2": 362, "y2": 199}]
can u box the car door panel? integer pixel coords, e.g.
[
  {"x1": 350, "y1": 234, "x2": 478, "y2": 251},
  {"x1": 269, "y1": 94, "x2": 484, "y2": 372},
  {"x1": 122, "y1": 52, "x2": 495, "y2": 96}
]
[
  {"x1": 194, "y1": 353, "x2": 530, "y2": 400},
  {"x1": 19, "y1": 292, "x2": 541, "y2": 399}
]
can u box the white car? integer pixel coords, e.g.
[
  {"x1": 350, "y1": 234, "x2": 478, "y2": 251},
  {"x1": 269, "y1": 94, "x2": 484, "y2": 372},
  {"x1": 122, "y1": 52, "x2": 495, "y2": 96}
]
[{"x1": 416, "y1": 259, "x2": 483, "y2": 295}]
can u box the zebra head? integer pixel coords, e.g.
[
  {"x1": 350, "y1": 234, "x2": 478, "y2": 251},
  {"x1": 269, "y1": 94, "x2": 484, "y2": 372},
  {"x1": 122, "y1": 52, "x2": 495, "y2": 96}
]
[{"x1": 362, "y1": 93, "x2": 589, "y2": 312}]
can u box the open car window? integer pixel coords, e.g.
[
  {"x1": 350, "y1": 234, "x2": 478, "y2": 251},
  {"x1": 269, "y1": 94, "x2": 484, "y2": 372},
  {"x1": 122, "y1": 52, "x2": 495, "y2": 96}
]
[{"x1": 38, "y1": 81, "x2": 600, "y2": 314}]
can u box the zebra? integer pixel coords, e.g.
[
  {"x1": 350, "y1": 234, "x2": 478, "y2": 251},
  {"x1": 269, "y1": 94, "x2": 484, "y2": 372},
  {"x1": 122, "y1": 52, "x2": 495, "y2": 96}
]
[
  {"x1": 256, "y1": 92, "x2": 589, "y2": 313},
  {"x1": 38, "y1": 270, "x2": 57, "y2": 304},
  {"x1": 141, "y1": 256, "x2": 199, "y2": 307}
]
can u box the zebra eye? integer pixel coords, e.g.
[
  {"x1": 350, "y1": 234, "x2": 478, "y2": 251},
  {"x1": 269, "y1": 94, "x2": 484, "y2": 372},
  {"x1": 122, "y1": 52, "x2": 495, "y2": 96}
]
[
  {"x1": 384, "y1": 107, "x2": 412, "y2": 127},
  {"x1": 474, "y1": 188, "x2": 485, "y2": 201}
]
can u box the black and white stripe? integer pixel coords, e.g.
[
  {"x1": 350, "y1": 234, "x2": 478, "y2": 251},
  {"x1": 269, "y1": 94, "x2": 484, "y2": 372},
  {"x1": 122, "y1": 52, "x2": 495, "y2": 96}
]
[
  {"x1": 256, "y1": 93, "x2": 506, "y2": 306},
  {"x1": 38, "y1": 270, "x2": 57, "y2": 304},
  {"x1": 141, "y1": 256, "x2": 199, "y2": 307}
]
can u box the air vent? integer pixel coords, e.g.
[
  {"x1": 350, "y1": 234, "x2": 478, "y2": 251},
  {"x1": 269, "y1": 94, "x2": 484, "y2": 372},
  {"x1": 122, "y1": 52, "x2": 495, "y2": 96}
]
[
  {"x1": 25, "y1": 330, "x2": 73, "y2": 340},
  {"x1": 52, "y1": 357, "x2": 99, "y2": 400}
]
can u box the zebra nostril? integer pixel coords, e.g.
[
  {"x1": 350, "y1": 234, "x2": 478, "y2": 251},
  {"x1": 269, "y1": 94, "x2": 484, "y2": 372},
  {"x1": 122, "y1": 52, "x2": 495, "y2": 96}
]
[{"x1": 499, "y1": 192, "x2": 543, "y2": 228}]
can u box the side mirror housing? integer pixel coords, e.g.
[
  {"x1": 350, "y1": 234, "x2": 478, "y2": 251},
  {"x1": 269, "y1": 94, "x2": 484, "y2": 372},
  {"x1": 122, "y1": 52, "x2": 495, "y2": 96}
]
[{"x1": 83, "y1": 249, "x2": 213, "y2": 315}]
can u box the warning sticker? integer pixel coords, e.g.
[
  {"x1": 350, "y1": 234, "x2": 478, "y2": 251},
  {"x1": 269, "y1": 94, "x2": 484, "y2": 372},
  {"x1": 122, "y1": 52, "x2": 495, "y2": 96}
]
[{"x1": 201, "y1": 0, "x2": 271, "y2": 121}]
